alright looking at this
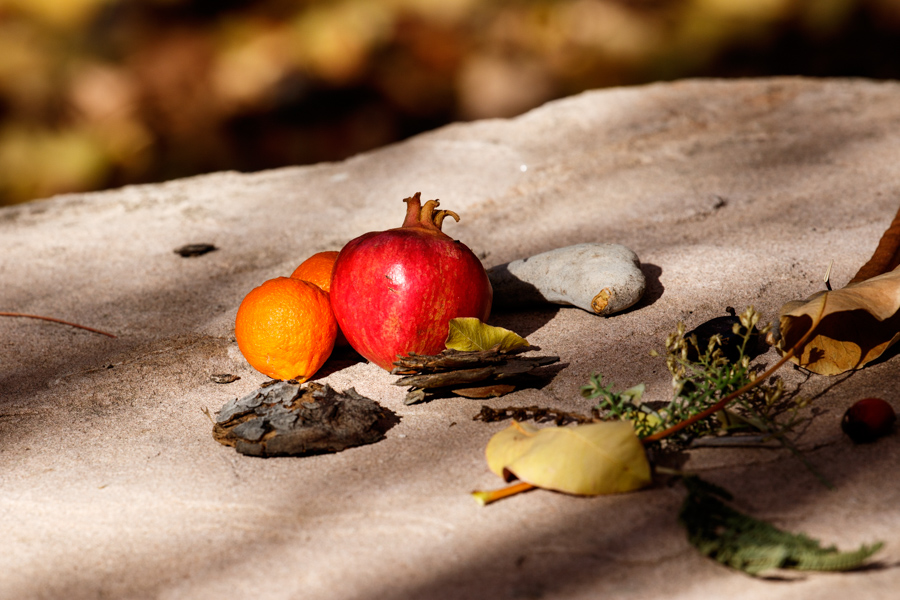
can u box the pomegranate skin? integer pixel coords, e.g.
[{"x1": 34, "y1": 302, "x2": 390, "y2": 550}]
[{"x1": 331, "y1": 194, "x2": 492, "y2": 371}]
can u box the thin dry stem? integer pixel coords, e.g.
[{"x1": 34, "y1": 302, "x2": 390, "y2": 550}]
[
  {"x1": 0, "y1": 312, "x2": 116, "y2": 338},
  {"x1": 511, "y1": 420, "x2": 536, "y2": 435}
]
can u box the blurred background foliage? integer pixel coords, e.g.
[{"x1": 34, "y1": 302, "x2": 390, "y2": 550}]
[{"x1": 1, "y1": 0, "x2": 899, "y2": 205}]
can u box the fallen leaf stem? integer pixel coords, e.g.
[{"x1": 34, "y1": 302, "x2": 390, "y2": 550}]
[
  {"x1": 849, "y1": 203, "x2": 900, "y2": 284},
  {"x1": 0, "y1": 312, "x2": 117, "y2": 338},
  {"x1": 472, "y1": 481, "x2": 536, "y2": 505},
  {"x1": 512, "y1": 420, "x2": 537, "y2": 436},
  {"x1": 642, "y1": 298, "x2": 827, "y2": 445}
]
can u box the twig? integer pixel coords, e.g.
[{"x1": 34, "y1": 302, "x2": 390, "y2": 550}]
[{"x1": 0, "y1": 312, "x2": 116, "y2": 338}]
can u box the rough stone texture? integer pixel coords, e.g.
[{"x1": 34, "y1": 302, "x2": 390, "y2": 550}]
[{"x1": 2, "y1": 77, "x2": 900, "y2": 599}]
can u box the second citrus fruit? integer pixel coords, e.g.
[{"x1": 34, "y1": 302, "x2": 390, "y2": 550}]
[
  {"x1": 291, "y1": 250, "x2": 349, "y2": 347},
  {"x1": 290, "y1": 251, "x2": 339, "y2": 292}
]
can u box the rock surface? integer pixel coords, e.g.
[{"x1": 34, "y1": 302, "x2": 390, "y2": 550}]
[{"x1": 3, "y1": 77, "x2": 900, "y2": 599}]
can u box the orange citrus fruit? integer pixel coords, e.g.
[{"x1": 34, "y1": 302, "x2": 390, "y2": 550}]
[
  {"x1": 290, "y1": 250, "x2": 349, "y2": 346},
  {"x1": 290, "y1": 251, "x2": 339, "y2": 293},
  {"x1": 235, "y1": 277, "x2": 337, "y2": 381}
]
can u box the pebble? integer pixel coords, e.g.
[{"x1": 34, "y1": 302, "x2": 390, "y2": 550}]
[{"x1": 487, "y1": 243, "x2": 646, "y2": 315}]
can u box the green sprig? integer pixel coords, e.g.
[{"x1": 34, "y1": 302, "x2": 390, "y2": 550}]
[{"x1": 582, "y1": 307, "x2": 790, "y2": 447}]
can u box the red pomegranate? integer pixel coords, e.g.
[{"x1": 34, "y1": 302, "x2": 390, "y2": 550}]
[{"x1": 331, "y1": 193, "x2": 493, "y2": 371}]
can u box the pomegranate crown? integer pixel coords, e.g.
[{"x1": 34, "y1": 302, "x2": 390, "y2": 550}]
[{"x1": 401, "y1": 192, "x2": 460, "y2": 233}]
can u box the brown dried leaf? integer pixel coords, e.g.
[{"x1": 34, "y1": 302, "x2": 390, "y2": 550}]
[
  {"x1": 453, "y1": 384, "x2": 516, "y2": 399},
  {"x1": 849, "y1": 204, "x2": 900, "y2": 284},
  {"x1": 778, "y1": 267, "x2": 900, "y2": 375}
]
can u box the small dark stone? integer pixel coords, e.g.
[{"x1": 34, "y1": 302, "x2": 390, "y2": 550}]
[
  {"x1": 174, "y1": 243, "x2": 217, "y2": 257},
  {"x1": 210, "y1": 373, "x2": 240, "y2": 384},
  {"x1": 684, "y1": 308, "x2": 762, "y2": 363}
]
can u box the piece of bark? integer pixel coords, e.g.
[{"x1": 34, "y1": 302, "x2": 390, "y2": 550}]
[
  {"x1": 849, "y1": 204, "x2": 900, "y2": 284},
  {"x1": 213, "y1": 381, "x2": 399, "y2": 457},
  {"x1": 391, "y1": 345, "x2": 534, "y2": 374},
  {"x1": 393, "y1": 346, "x2": 561, "y2": 405},
  {"x1": 394, "y1": 356, "x2": 558, "y2": 390},
  {"x1": 394, "y1": 366, "x2": 496, "y2": 389}
]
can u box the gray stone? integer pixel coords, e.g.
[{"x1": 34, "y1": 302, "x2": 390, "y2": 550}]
[{"x1": 488, "y1": 242, "x2": 645, "y2": 314}]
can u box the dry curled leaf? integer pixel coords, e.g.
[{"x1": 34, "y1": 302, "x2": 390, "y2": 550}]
[
  {"x1": 445, "y1": 317, "x2": 529, "y2": 352},
  {"x1": 778, "y1": 267, "x2": 900, "y2": 375},
  {"x1": 452, "y1": 384, "x2": 516, "y2": 399},
  {"x1": 485, "y1": 420, "x2": 652, "y2": 495},
  {"x1": 848, "y1": 204, "x2": 900, "y2": 284}
]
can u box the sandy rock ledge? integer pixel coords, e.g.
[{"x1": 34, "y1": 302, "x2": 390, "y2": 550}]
[{"x1": 2, "y1": 77, "x2": 900, "y2": 600}]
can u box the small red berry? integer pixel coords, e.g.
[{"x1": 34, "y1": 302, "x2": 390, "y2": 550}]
[{"x1": 842, "y1": 398, "x2": 896, "y2": 444}]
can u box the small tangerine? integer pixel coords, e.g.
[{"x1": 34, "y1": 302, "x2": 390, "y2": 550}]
[{"x1": 235, "y1": 277, "x2": 337, "y2": 381}]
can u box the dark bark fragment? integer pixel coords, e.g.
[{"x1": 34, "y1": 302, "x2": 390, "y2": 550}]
[
  {"x1": 392, "y1": 346, "x2": 561, "y2": 404},
  {"x1": 213, "y1": 382, "x2": 399, "y2": 457}
]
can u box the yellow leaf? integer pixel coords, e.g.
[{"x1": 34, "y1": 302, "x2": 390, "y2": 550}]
[
  {"x1": 485, "y1": 421, "x2": 541, "y2": 478},
  {"x1": 778, "y1": 267, "x2": 900, "y2": 375},
  {"x1": 445, "y1": 317, "x2": 529, "y2": 352},
  {"x1": 484, "y1": 420, "x2": 652, "y2": 495}
]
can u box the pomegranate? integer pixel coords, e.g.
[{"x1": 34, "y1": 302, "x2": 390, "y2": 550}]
[{"x1": 331, "y1": 193, "x2": 492, "y2": 370}]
